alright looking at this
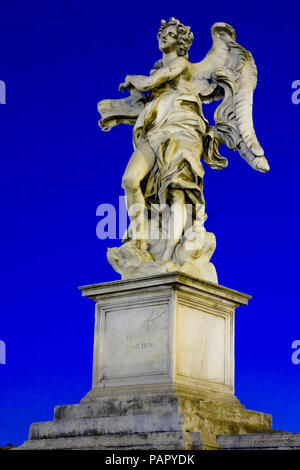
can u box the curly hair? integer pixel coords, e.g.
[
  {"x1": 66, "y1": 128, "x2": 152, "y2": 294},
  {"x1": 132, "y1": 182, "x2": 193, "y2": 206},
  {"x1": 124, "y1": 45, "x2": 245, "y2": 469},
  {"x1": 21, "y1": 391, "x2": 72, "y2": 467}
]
[{"x1": 157, "y1": 17, "x2": 194, "y2": 58}]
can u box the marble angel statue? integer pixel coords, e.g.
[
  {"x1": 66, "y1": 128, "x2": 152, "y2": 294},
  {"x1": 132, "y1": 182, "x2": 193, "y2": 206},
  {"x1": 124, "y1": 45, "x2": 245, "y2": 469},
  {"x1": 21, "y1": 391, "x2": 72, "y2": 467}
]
[{"x1": 97, "y1": 18, "x2": 269, "y2": 283}]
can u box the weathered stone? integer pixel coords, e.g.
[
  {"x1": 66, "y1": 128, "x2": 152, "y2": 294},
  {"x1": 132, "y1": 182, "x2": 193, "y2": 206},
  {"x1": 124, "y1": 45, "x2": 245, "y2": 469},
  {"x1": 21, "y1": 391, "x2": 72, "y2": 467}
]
[
  {"x1": 20, "y1": 387, "x2": 273, "y2": 450},
  {"x1": 218, "y1": 433, "x2": 300, "y2": 450},
  {"x1": 80, "y1": 273, "x2": 250, "y2": 393},
  {"x1": 20, "y1": 274, "x2": 274, "y2": 450}
]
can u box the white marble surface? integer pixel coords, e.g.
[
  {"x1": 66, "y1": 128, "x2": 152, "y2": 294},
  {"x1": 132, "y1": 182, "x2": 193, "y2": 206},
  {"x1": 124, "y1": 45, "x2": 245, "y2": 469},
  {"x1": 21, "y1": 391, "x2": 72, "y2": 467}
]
[
  {"x1": 86, "y1": 273, "x2": 245, "y2": 394},
  {"x1": 103, "y1": 304, "x2": 169, "y2": 378},
  {"x1": 176, "y1": 305, "x2": 225, "y2": 383}
]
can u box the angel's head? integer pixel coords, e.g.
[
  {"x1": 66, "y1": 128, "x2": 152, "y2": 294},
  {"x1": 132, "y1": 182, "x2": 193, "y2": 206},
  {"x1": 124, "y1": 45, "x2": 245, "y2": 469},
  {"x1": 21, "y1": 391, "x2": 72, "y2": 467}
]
[{"x1": 157, "y1": 17, "x2": 194, "y2": 57}]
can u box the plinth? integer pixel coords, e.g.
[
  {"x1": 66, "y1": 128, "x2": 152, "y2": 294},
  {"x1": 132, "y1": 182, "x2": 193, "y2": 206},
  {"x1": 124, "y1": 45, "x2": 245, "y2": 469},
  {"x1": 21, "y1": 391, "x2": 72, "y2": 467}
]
[{"x1": 20, "y1": 273, "x2": 273, "y2": 450}]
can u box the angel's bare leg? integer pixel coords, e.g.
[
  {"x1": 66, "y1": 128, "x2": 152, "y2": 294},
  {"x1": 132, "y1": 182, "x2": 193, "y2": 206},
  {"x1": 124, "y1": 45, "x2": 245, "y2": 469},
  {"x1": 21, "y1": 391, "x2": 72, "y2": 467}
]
[
  {"x1": 161, "y1": 189, "x2": 187, "y2": 261},
  {"x1": 122, "y1": 141, "x2": 155, "y2": 249}
]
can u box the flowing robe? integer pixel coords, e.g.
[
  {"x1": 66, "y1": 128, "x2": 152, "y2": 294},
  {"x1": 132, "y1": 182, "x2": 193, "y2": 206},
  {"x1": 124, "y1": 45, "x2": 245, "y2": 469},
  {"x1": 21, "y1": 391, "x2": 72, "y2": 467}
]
[{"x1": 133, "y1": 80, "x2": 208, "y2": 211}]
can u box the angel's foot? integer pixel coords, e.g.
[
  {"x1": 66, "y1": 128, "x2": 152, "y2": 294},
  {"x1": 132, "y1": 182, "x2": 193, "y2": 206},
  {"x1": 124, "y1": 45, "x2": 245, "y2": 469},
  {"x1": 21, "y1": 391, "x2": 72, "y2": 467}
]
[{"x1": 251, "y1": 156, "x2": 270, "y2": 173}]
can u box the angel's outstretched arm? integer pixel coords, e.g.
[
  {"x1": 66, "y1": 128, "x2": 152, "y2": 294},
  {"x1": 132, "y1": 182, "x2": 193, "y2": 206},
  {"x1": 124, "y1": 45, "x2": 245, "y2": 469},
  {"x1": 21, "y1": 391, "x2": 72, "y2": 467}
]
[{"x1": 120, "y1": 57, "x2": 187, "y2": 92}]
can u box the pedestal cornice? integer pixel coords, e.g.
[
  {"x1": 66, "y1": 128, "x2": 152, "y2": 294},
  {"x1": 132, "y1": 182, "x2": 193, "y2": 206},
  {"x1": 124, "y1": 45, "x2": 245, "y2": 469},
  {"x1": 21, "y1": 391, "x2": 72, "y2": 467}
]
[{"x1": 79, "y1": 272, "x2": 251, "y2": 307}]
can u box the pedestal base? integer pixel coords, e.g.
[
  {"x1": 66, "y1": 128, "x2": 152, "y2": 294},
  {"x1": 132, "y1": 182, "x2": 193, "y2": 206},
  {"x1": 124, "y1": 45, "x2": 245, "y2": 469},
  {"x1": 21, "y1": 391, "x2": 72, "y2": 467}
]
[
  {"x1": 20, "y1": 384, "x2": 272, "y2": 450},
  {"x1": 20, "y1": 273, "x2": 274, "y2": 450},
  {"x1": 218, "y1": 433, "x2": 300, "y2": 450}
]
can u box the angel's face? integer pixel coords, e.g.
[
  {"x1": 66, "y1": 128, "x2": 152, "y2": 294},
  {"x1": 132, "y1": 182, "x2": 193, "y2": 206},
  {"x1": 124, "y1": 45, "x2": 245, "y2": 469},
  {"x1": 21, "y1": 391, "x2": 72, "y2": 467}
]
[{"x1": 158, "y1": 25, "x2": 178, "y2": 54}]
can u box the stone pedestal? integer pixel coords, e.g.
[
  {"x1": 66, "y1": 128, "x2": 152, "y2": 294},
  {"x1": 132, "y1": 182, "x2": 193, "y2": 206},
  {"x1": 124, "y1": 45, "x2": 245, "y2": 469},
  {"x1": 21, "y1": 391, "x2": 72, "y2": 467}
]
[
  {"x1": 87, "y1": 272, "x2": 240, "y2": 394},
  {"x1": 20, "y1": 273, "x2": 274, "y2": 450}
]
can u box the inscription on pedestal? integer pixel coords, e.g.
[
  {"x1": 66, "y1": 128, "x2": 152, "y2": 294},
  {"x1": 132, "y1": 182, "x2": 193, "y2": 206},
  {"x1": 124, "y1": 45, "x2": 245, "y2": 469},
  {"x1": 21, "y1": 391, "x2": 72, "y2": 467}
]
[{"x1": 102, "y1": 304, "x2": 169, "y2": 379}]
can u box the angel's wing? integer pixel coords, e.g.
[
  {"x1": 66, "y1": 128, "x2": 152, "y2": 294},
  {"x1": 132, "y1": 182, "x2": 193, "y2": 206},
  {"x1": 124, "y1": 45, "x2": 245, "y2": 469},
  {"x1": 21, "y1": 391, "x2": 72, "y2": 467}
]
[{"x1": 192, "y1": 22, "x2": 270, "y2": 173}]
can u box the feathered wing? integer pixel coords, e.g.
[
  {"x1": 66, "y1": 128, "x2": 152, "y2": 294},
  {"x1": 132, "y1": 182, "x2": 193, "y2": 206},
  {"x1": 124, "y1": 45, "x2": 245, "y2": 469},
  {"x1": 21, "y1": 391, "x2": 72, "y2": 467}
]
[{"x1": 192, "y1": 22, "x2": 270, "y2": 173}]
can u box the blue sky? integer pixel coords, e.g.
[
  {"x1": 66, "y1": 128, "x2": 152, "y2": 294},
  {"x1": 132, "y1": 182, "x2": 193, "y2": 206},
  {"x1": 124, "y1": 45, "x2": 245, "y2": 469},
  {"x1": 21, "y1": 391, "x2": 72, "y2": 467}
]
[{"x1": 0, "y1": 0, "x2": 299, "y2": 445}]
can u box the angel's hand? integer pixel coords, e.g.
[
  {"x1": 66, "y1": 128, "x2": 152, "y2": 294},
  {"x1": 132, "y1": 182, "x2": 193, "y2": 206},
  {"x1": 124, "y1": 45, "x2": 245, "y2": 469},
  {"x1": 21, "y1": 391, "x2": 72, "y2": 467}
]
[
  {"x1": 118, "y1": 82, "x2": 127, "y2": 92},
  {"x1": 118, "y1": 82, "x2": 130, "y2": 92},
  {"x1": 118, "y1": 75, "x2": 133, "y2": 92}
]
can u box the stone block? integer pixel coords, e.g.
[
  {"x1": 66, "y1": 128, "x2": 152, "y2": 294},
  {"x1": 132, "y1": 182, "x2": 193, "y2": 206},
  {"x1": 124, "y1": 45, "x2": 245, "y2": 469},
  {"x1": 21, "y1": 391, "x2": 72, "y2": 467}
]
[{"x1": 19, "y1": 273, "x2": 275, "y2": 450}]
